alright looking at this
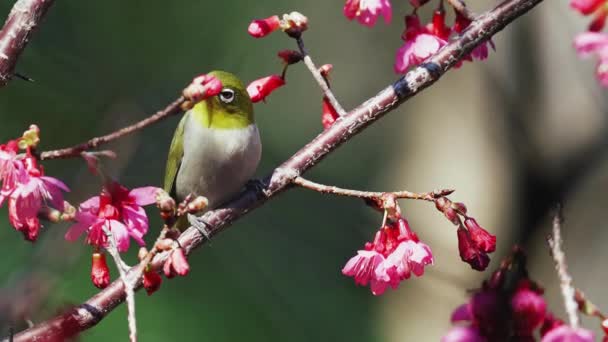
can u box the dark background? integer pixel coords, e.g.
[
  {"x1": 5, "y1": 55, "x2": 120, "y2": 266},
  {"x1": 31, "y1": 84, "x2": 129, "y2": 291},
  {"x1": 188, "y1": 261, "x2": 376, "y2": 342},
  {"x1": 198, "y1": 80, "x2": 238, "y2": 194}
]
[{"x1": 0, "y1": 1, "x2": 605, "y2": 341}]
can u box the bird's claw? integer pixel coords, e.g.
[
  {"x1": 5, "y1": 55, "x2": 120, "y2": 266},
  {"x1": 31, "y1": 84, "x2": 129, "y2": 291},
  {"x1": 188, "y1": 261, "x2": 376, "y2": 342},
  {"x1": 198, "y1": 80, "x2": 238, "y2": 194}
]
[
  {"x1": 246, "y1": 178, "x2": 270, "y2": 198},
  {"x1": 187, "y1": 213, "x2": 212, "y2": 241}
]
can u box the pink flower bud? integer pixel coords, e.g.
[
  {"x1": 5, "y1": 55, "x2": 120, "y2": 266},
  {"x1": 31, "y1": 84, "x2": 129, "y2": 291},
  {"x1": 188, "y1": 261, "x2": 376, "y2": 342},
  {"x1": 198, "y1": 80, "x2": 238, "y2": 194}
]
[
  {"x1": 143, "y1": 270, "x2": 162, "y2": 295},
  {"x1": 464, "y1": 218, "x2": 496, "y2": 253},
  {"x1": 183, "y1": 74, "x2": 223, "y2": 104},
  {"x1": 451, "y1": 202, "x2": 467, "y2": 214},
  {"x1": 277, "y1": 49, "x2": 303, "y2": 65},
  {"x1": 246, "y1": 75, "x2": 285, "y2": 103},
  {"x1": 91, "y1": 252, "x2": 110, "y2": 289},
  {"x1": 319, "y1": 64, "x2": 333, "y2": 78},
  {"x1": 248, "y1": 15, "x2": 281, "y2": 38}
]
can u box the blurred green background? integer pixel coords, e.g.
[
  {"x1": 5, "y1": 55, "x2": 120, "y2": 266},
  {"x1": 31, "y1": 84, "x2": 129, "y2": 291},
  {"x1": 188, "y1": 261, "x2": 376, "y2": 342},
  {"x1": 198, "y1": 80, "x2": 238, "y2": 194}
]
[{"x1": 0, "y1": 0, "x2": 606, "y2": 341}]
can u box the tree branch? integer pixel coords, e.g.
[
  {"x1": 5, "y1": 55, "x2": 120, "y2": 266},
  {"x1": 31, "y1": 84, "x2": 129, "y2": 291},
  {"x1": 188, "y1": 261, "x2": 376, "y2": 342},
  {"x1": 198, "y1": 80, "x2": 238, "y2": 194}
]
[
  {"x1": 293, "y1": 176, "x2": 453, "y2": 202},
  {"x1": 39, "y1": 97, "x2": 185, "y2": 160},
  {"x1": 9, "y1": 0, "x2": 546, "y2": 340},
  {"x1": 0, "y1": 0, "x2": 55, "y2": 87}
]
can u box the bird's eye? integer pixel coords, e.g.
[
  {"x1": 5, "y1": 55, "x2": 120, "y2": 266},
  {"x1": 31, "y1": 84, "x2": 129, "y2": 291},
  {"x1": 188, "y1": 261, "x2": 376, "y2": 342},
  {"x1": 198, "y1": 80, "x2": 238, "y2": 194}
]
[{"x1": 219, "y1": 88, "x2": 235, "y2": 104}]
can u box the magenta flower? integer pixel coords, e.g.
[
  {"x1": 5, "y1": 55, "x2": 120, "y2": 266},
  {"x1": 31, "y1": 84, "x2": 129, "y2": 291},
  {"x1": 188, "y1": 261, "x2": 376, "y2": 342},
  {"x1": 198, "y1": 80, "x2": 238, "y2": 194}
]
[
  {"x1": 342, "y1": 218, "x2": 433, "y2": 295},
  {"x1": 343, "y1": 0, "x2": 392, "y2": 27},
  {"x1": 342, "y1": 249, "x2": 384, "y2": 287},
  {"x1": 541, "y1": 326, "x2": 594, "y2": 342},
  {"x1": 65, "y1": 182, "x2": 159, "y2": 252},
  {"x1": 0, "y1": 141, "x2": 20, "y2": 205},
  {"x1": 163, "y1": 248, "x2": 190, "y2": 278},
  {"x1": 574, "y1": 32, "x2": 608, "y2": 86},
  {"x1": 511, "y1": 286, "x2": 547, "y2": 336},
  {"x1": 457, "y1": 227, "x2": 490, "y2": 271},
  {"x1": 8, "y1": 167, "x2": 69, "y2": 241},
  {"x1": 394, "y1": 15, "x2": 447, "y2": 73}
]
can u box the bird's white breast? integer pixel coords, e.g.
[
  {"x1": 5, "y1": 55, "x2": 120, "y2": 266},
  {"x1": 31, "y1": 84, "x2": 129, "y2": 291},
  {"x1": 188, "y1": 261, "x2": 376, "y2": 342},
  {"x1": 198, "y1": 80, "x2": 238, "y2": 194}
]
[{"x1": 176, "y1": 115, "x2": 261, "y2": 208}]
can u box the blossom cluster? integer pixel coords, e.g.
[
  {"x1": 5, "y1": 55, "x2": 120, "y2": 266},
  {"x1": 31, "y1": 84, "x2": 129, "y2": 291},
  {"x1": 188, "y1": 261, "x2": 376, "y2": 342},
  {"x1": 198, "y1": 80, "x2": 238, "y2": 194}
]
[
  {"x1": 443, "y1": 249, "x2": 596, "y2": 342},
  {"x1": 343, "y1": 0, "x2": 493, "y2": 73},
  {"x1": 0, "y1": 125, "x2": 70, "y2": 241},
  {"x1": 571, "y1": 0, "x2": 608, "y2": 86},
  {"x1": 342, "y1": 195, "x2": 496, "y2": 295}
]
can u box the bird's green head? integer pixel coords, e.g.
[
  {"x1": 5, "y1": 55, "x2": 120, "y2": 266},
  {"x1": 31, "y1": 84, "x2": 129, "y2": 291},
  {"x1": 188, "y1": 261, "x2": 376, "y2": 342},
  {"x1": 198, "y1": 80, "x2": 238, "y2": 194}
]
[{"x1": 190, "y1": 70, "x2": 254, "y2": 129}]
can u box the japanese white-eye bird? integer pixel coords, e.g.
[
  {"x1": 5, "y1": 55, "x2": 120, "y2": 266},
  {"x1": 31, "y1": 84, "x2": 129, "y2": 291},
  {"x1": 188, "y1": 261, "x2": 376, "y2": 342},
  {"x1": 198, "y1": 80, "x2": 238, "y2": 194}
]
[{"x1": 163, "y1": 71, "x2": 261, "y2": 229}]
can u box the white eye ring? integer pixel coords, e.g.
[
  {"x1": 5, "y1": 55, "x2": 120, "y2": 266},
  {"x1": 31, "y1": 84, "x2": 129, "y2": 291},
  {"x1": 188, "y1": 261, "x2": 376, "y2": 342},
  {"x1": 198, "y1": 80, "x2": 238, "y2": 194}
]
[{"x1": 219, "y1": 88, "x2": 235, "y2": 103}]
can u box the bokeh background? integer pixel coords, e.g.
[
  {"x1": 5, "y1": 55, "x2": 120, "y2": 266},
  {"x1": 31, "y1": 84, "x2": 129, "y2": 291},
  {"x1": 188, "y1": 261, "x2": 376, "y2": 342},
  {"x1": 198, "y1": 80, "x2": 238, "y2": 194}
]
[{"x1": 0, "y1": 0, "x2": 604, "y2": 341}]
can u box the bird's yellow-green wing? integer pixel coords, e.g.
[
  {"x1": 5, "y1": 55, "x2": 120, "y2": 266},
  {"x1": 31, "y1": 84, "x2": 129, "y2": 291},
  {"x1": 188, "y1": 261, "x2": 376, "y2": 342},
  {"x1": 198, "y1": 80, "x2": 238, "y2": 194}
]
[{"x1": 164, "y1": 112, "x2": 187, "y2": 197}]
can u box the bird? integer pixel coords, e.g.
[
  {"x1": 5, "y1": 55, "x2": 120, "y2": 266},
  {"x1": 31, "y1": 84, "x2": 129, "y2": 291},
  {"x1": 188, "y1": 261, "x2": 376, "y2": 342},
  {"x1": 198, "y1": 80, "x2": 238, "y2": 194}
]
[{"x1": 163, "y1": 70, "x2": 261, "y2": 230}]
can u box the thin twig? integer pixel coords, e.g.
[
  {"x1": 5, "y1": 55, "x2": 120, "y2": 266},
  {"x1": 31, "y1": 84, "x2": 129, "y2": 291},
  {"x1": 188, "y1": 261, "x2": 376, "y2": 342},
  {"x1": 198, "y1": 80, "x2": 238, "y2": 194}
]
[
  {"x1": 103, "y1": 227, "x2": 137, "y2": 342},
  {"x1": 39, "y1": 97, "x2": 185, "y2": 160},
  {"x1": 295, "y1": 37, "x2": 347, "y2": 117},
  {"x1": 445, "y1": 0, "x2": 476, "y2": 20},
  {"x1": 293, "y1": 176, "x2": 453, "y2": 201},
  {"x1": 547, "y1": 204, "x2": 580, "y2": 329},
  {"x1": 0, "y1": 0, "x2": 55, "y2": 87},
  {"x1": 9, "y1": 0, "x2": 546, "y2": 340}
]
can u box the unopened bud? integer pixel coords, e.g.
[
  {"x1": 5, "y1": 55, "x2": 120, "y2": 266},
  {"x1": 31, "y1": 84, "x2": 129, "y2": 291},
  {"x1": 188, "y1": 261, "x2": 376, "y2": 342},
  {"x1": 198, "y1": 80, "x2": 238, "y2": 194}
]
[
  {"x1": 187, "y1": 196, "x2": 209, "y2": 213},
  {"x1": 451, "y1": 202, "x2": 467, "y2": 214},
  {"x1": 444, "y1": 207, "x2": 459, "y2": 225},
  {"x1": 248, "y1": 15, "x2": 281, "y2": 38},
  {"x1": 319, "y1": 64, "x2": 333, "y2": 78},
  {"x1": 435, "y1": 197, "x2": 450, "y2": 212},
  {"x1": 156, "y1": 190, "x2": 176, "y2": 220},
  {"x1": 278, "y1": 49, "x2": 303, "y2": 65},
  {"x1": 39, "y1": 207, "x2": 61, "y2": 223},
  {"x1": 280, "y1": 11, "x2": 308, "y2": 38},
  {"x1": 182, "y1": 74, "x2": 223, "y2": 109}
]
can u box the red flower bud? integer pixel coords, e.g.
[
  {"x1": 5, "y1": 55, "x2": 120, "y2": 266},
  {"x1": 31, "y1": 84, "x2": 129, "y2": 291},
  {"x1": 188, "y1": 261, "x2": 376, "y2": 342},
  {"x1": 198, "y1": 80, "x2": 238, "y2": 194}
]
[
  {"x1": 248, "y1": 15, "x2": 281, "y2": 38},
  {"x1": 246, "y1": 75, "x2": 285, "y2": 103},
  {"x1": 464, "y1": 218, "x2": 496, "y2": 253},
  {"x1": 91, "y1": 252, "x2": 110, "y2": 289},
  {"x1": 143, "y1": 270, "x2": 163, "y2": 295},
  {"x1": 457, "y1": 228, "x2": 490, "y2": 271},
  {"x1": 321, "y1": 96, "x2": 339, "y2": 129},
  {"x1": 589, "y1": 10, "x2": 607, "y2": 32},
  {"x1": 319, "y1": 64, "x2": 333, "y2": 78},
  {"x1": 277, "y1": 49, "x2": 303, "y2": 65}
]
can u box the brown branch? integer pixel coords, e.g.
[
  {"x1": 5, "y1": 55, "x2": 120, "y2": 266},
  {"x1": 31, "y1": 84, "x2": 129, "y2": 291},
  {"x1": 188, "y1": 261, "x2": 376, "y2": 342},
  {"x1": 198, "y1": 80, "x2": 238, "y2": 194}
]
[
  {"x1": 39, "y1": 97, "x2": 185, "y2": 160},
  {"x1": 547, "y1": 204, "x2": 580, "y2": 329},
  {"x1": 10, "y1": 0, "x2": 546, "y2": 340},
  {"x1": 293, "y1": 176, "x2": 453, "y2": 201},
  {"x1": 0, "y1": 0, "x2": 55, "y2": 87},
  {"x1": 296, "y1": 36, "x2": 347, "y2": 116}
]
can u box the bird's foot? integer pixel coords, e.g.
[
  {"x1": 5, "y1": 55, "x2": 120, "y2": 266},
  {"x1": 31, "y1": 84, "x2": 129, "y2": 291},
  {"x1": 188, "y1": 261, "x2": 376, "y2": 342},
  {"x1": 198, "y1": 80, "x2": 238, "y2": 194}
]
[
  {"x1": 187, "y1": 214, "x2": 212, "y2": 241},
  {"x1": 245, "y1": 178, "x2": 271, "y2": 198}
]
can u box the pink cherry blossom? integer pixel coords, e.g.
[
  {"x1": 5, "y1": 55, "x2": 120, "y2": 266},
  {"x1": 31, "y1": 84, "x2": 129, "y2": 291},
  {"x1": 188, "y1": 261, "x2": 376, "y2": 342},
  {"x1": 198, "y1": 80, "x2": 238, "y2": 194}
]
[
  {"x1": 163, "y1": 248, "x2": 190, "y2": 278},
  {"x1": 66, "y1": 182, "x2": 159, "y2": 252},
  {"x1": 342, "y1": 249, "x2": 384, "y2": 287},
  {"x1": 394, "y1": 14, "x2": 447, "y2": 73},
  {"x1": 0, "y1": 141, "x2": 20, "y2": 205},
  {"x1": 343, "y1": 0, "x2": 392, "y2": 27},
  {"x1": 574, "y1": 32, "x2": 608, "y2": 87},
  {"x1": 8, "y1": 167, "x2": 69, "y2": 241},
  {"x1": 541, "y1": 326, "x2": 594, "y2": 342},
  {"x1": 342, "y1": 218, "x2": 433, "y2": 295}
]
